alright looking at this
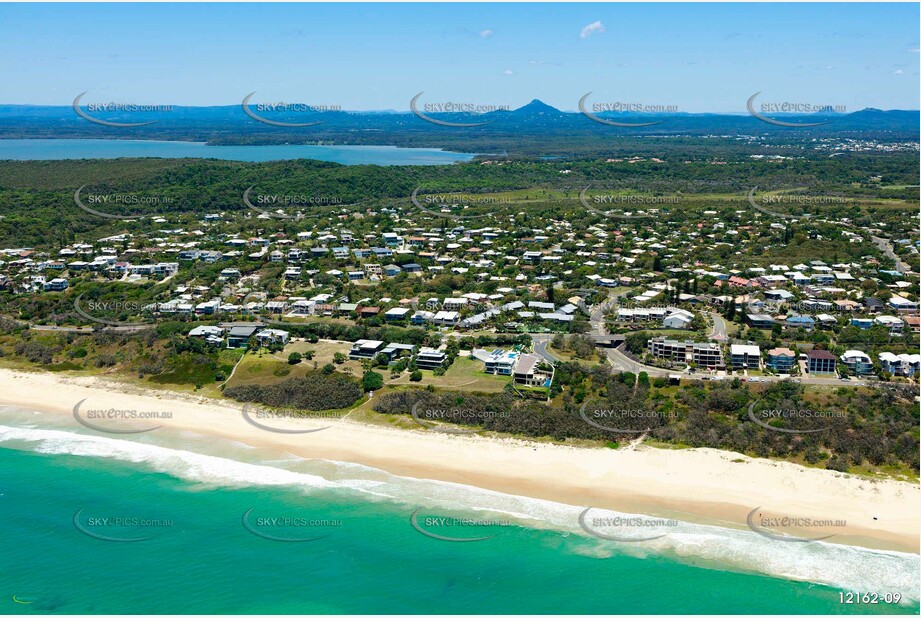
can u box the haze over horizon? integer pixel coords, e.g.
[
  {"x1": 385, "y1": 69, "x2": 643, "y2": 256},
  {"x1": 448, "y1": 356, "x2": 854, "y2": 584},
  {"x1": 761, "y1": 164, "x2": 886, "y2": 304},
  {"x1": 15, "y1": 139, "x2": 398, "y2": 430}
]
[{"x1": 4, "y1": 98, "x2": 919, "y2": 114}]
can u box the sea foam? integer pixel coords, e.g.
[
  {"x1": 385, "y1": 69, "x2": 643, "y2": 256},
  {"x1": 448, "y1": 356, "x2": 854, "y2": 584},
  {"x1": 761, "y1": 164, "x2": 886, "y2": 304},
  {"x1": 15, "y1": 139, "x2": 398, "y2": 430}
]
[{"x1": 0, "y1": 421, "x2": 917, "y2": 602}]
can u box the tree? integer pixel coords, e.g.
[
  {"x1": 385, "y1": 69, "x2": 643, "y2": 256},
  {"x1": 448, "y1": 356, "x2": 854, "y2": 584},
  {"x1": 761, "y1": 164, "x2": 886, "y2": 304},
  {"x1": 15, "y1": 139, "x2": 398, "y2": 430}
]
[
  {"x1": 362, "y1": 370, "x2": 384, "y2": 392},
  {"x1": 333, "y1": 352, "x2": 347, "y2": 364},
  {"x1": 287, "y1": 352, "x2": 302, "y2": 365},
  {"x1": 625, "y1": 331, "x2": 651, "y2": 355},
  {"x1": 410, "y1": 370, "x2": 423, "y2": 382}
]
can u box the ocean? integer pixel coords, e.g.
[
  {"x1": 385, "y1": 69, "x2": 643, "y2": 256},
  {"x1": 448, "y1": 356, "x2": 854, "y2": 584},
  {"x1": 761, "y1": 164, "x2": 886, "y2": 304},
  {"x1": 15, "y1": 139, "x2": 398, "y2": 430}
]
[
  {"x1": 0, "y1": 139, "x2": 476, "y2": 165},
  {"x1": 0, "y1": 406, "x2": 917, "y2": 615}
]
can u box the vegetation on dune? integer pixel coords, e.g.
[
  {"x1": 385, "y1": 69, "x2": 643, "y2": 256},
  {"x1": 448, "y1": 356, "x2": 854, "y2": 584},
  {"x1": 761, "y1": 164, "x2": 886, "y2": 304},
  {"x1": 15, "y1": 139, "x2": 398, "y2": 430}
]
[
  {"x1": 223, "y1": 370, "x2": 363, "y2": 411},
  {"x1": 374, "y1": 362, "x2": 920, "y2": 475}
]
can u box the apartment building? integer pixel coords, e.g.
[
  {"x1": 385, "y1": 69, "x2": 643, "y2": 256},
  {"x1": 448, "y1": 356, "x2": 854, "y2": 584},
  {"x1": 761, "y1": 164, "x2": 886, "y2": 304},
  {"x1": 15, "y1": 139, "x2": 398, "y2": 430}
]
[
  {"x1": 647, "y1": 338, "x2": 723, "y2": 369},
  {"x1": 729, "y1": 344, "x2": 761, "y2": 370}
]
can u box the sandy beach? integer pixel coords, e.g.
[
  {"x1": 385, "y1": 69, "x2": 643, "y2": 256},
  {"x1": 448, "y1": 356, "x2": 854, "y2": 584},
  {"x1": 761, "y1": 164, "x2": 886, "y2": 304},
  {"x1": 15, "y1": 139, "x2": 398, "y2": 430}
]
[{"x1": 1, "y1": 367, "x2": 917, "y2": 553}]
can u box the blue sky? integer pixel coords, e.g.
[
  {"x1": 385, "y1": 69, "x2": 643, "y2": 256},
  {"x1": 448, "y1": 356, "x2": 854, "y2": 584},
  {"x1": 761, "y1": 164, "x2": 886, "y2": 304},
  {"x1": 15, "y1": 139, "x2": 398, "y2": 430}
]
[{"x1": 1, "y1": 3, "x2": 918, "y2": 111}]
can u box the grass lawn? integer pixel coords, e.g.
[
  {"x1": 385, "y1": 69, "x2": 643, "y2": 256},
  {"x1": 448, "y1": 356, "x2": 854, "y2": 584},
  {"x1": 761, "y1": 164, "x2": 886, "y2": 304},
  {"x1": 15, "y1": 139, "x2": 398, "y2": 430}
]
[
  {"x1": 223, "y1": 342, "x2": 363, "y2": 389},
  {"x1": 269, "y1": 339, "x2": 357, "y2": 369},
  {"x1": 387, "y1": 356, "x2": 510, "y2": 393}
]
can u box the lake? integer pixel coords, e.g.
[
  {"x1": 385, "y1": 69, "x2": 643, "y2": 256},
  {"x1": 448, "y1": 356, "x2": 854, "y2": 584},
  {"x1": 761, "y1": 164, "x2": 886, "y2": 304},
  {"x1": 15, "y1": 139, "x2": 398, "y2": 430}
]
[{"x1": 0, "y1": 139, "x2": 476, "y2": 165}]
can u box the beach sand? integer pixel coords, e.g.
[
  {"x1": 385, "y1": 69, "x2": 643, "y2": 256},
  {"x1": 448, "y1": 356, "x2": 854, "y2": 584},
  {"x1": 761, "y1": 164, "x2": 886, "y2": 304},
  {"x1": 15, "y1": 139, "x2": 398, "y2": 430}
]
[{"x1": 0, "y1": 367, "x2": 917, "y2": 553}]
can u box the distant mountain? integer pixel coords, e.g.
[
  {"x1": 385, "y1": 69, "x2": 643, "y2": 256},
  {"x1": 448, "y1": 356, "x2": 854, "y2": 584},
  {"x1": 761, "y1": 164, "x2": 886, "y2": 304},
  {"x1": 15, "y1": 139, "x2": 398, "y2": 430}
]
[
  {"x1": 509, "y1": 99, "x2": 564, "y2": 116},
  {"x1": 0, "y1": 101, "x2": 916, "y2": 147}
]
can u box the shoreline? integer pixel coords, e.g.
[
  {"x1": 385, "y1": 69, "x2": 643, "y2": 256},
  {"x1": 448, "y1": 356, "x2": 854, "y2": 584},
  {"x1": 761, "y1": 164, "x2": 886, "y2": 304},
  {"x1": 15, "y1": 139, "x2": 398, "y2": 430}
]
[{"x1": 0, "y1": 367, "x2": 918, "y2": 554}]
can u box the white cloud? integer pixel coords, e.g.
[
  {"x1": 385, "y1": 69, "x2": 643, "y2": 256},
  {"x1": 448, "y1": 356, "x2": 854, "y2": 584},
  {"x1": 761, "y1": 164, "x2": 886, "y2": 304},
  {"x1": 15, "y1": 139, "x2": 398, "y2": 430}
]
[
  {"x1": 908, "y1": 46, "x2": 919, "y2": 53},
  {"x1": 893, "y1": 69, "x2": 906, "y2": 75},
  {"x1": 502, "y1": 69, "x2": 514, "y2": 76},
  {"x1": 479, "y1": 29, "x2": 494, "y2": 38},
  {"x1": 580, "y1": 21, "x2": 605, "y2": 39}
]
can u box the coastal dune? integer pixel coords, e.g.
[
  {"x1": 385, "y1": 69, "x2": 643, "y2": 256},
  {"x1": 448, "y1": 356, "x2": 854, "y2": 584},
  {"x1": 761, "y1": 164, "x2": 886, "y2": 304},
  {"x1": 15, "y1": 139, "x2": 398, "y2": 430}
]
[{"x1": 0, "y1": 367, "x2": 917, "y2": 553}]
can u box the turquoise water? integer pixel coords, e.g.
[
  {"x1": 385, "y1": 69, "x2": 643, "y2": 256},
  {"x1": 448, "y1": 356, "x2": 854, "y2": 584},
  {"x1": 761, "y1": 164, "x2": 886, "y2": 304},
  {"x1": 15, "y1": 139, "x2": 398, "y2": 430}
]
[
  {"x1": 0, "y1": 139, "x2": 475, "y2": 165},
  {"x1": 0, "y1": 411, "x2": 917, "y2": 615}
]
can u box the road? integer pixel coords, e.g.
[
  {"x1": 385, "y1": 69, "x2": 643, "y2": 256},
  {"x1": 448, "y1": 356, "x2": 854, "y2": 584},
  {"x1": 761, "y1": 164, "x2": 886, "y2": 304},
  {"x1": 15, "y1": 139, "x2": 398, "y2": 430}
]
[
  {"x1": 531, "y1": 335, "x2": 559, "y2": 363},
  {"x1": 708, "y1": 311, "x2": 729, "y2": 342},
  {"x1": 871, "y1": 236, "x2": 916, "y2": 275},
  {"x1": 589, "y1": 288, "x2": 635, "y2": 335},
  {"x1": 30, "y1": 324, "x2": 153, "y2": 333}
]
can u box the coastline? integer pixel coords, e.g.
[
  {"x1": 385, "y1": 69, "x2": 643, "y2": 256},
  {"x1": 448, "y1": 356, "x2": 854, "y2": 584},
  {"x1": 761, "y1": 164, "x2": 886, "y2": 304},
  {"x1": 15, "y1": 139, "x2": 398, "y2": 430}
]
[{"x1": 0, "y1": 367, "x2": 917, "y2": 554}]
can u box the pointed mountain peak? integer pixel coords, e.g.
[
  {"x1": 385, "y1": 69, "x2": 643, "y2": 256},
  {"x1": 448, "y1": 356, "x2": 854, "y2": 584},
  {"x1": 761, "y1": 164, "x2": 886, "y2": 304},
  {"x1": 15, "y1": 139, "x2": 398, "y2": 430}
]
[{"x1": 514, "y1": 99, "x2": 562, "y2": 114}]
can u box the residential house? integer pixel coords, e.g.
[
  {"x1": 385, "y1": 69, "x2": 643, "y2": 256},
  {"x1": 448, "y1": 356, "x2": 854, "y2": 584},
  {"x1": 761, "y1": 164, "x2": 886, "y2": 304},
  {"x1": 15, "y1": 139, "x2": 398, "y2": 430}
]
[
  {"x1": 765, "y1": 347, "x2": 796, "y2": 373},
  {"x1": 349, "y1": 339, "x2": 386, "y2": 360},
  {"x1": 513, "y1": 354, "x2": 553, "y2": 388},
  {"x1": 473, "y1": 348, "x2": 519, "y2": 375},
  {"x1": 415, "y1": 347, "x2": 448, "y2": 370},
  {"x1": 227, "y1": 325, "x2": 261, "y2": 349},
  {"x1": 254, "y1": 329, "x2": 290, "y2": 347},
  {"x1": 806, "y1": 349, "x2": 837, "y2": 374},
  {"x1": 839, "y1": 350, "x2": 873, "y2": 375}
]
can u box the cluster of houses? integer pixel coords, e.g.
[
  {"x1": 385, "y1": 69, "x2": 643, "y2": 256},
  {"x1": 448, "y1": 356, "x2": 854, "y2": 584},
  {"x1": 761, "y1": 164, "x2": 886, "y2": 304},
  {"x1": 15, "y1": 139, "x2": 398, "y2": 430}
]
[
  {"x1": 2, "y1": 200, "x2": 917, "y2": 390},
  {"x1": 745, "y1": 300, "x2": 918, "y2": 335},
  {"x1": 643, "y1": 339, "x2": 919, "y2": 378},
  {"x1": 614, "y1": 307, "x2": 696, "y2": 330},
  {"x1": 188, "y1": 324, "x2": 290, "y2": 349},
  {"x1": 143, "y1": 288, "x2": 583, "y2": 333},
  {"x1": 345, "y1": 339, "x2": 448, "y2": 369}
]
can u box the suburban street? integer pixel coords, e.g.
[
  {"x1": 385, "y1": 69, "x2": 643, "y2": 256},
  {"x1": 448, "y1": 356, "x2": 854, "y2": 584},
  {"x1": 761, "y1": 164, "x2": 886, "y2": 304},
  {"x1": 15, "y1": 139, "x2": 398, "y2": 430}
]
[
  {"x1": 871, "y1": 235, "x2": 916, "y2": 275},
  {"x1": 708, "y1": 311, "x2": 729, "y2": 342},
  {"x1": 531, "y1": 335, "x2": 559, "y2": 363}
]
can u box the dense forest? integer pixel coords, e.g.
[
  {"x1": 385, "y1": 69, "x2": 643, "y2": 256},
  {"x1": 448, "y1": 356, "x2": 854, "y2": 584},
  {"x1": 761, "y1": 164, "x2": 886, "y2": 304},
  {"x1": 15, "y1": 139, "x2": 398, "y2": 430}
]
[{"x1": 0, "y1": 154, "x2": 917, "y2": 248}]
